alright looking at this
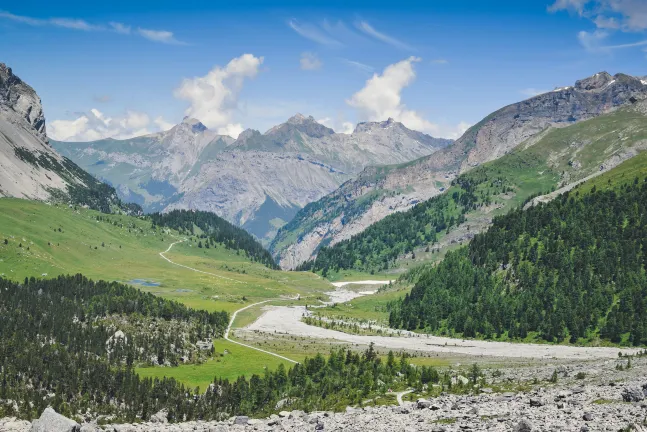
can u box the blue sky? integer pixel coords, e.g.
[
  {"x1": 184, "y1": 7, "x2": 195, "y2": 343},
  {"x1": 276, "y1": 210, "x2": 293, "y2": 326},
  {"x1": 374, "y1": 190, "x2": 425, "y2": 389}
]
[{"x1": 1, "y1": 0, "x2": 646, "y2": 141}]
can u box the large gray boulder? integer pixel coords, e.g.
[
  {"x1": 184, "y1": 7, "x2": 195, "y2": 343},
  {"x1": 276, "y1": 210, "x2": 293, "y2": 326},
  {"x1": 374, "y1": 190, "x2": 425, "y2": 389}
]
[
  {"x1": 31, "y1": 408, "x2": 80, "y2": 432},
  {"x1": 622, "y1": 386, "x2": 645, "y2": 402}
]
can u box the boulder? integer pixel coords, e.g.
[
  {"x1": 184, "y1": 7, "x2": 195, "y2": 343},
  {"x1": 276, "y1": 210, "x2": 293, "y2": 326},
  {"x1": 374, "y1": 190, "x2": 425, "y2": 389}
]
[
  {"x1": 529, "y1": 397, "x2": 544, "y2": 407},
  {"x1": 513, "y1": 419, "x2": 534, "y2": 432},
  {"x1": 233, "y1": 416, "x2": 249, "y2": 425},
  {"x1": 31, "y1": 408, "x2": 80, "y2": 432},
  {"x1": 149, "y1": 409, "x2": 168, "y2": 424},
  {"x1": 582, "y1": 412, "x2": 595, "y2": 421},
  {"x1": 278, "y1": 411, "x2": 291, "y2": 418},
  {"x1": 417, "y1": 398, "x2": 432, "y2": 409},
  {"x1": 622, "y1": 386, "x2": 645, "y2": 402}
]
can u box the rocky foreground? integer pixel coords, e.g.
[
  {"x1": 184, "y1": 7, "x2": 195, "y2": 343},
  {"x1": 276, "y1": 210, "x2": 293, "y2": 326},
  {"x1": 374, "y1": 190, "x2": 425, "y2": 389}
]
[{"x1": 3, "y1": 357, "x2": 647, "y2": 432}]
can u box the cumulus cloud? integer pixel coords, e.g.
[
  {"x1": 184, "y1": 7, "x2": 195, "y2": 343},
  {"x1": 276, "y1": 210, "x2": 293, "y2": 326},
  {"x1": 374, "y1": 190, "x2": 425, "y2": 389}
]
[
  {"x1": 346, "y1": 57, "x2": 469, "y2": 139},
  {"x1": 173, "y1": 54, "x2": 264, "y2": 134},
  {"x1": 216, "y1": 123, "x2": 245, "y2": 138},
  {"x1": 317, "y1": 117, "x2": 355, "y2": 134},
  {"x1": 0, "y1": 10, "x2": 184, "y2": 44},
  {"x1": 48, "y1": 109, "x2": 172, "y2": 142},
  {"x1": 300, "y1": 52, "x2": 322, "y2": 70}
]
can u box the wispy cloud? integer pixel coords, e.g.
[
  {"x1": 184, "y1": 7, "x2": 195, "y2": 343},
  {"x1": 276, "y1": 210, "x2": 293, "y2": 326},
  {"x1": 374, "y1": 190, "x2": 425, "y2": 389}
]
[
  {"x1": 520, "y1": 88, "x2": 548, "y2": 97},
  {"x1": 341, "y1": 59, "x2": 374, "y2": 73},
  {"x1": 0, "y1": 10, "x2": 184, "y2": 45},
  {"x1": 355, "y1": 20, "x2": 414, "y2": 50},
  {"x1": 431, "y1": 59, "x2": 449, "y2": 65},
  {"x1": 300, "y1": 52, "x2": 322, "y2": 70},
  {"x1": 288, "y1": 19, "x2": 342, "y2": 46},
  {"x1": 577, "y1": 28, "x2": 647, "y2": 52},
  {"x1": 137, "y1": 28, "x2": 184, "y2": 45}
]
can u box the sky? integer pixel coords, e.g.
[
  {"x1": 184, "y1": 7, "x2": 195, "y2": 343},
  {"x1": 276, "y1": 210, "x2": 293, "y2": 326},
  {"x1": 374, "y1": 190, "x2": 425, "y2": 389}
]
[{"x1": 1, "y1": 0, "x2": 646, "y2": 141}]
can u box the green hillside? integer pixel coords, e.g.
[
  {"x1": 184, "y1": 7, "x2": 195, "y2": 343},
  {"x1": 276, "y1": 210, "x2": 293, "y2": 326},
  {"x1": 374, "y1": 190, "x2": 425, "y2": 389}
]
[
  {"x1": 298, "y1": 107, "x2": 647, "y2": 275},
  {"x1": 389, "y1": 152, "x2": 647, "y2": 346},
  {"x1": 0, "y1": 198, "x2": 329, "y2": 314}
]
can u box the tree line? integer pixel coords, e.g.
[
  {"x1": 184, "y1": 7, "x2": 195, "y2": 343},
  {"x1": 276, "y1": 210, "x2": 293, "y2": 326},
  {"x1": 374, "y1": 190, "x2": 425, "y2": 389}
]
[
  {"x1": 0, "y1": 274, "x2": 457, "y2": 422},
  {"x1": 389, "y1": 177, "x2": 647, "y2": 346}
]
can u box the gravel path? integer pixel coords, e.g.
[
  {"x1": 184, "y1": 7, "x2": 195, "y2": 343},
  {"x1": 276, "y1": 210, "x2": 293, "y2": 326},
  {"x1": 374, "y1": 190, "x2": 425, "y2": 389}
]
[
  {"x1": 245, "y1": 306, "x2": 639, "y2": 360},
  {"x1": 159, "y1": 240, "x2": 245, "y2": 284}
]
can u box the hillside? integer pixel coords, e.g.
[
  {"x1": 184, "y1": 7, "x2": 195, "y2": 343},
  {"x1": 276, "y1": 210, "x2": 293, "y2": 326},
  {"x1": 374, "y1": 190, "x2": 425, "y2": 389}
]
[
  {"x1": 0, "y1": 198, "x2": 328, "y2": 314},
  {"x1": 0, "y1": 63, "x2": 133, "y2": 213},
  {"x1": 271, "y1": 72, "x2": 647, "y2": 269},
  {"x1": 53, "y1": 115, "x2": 450, "y2": 243},
  {"x1": 389, "y1": 151, "x2": 647, "y2": 345},
  {"x1": 292, "y1": 103, "x2": 647, "y2": 275}
]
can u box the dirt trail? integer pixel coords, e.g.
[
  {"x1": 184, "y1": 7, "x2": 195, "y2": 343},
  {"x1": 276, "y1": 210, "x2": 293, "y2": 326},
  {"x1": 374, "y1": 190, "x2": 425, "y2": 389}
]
[{"x1": 159, "y1": 240, "x2": 245, "y2": 284}]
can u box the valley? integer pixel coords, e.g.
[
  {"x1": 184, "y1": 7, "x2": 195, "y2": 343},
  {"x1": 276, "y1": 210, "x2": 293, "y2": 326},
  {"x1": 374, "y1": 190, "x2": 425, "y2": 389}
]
[{"x1": 3, "y1": 54, "x2": 647, "y2": 431}]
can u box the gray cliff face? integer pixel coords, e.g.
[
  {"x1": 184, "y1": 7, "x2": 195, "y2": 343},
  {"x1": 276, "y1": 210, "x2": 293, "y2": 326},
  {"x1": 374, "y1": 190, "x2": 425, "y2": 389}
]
[
  {"x1": 0, "y1": 63, "x2": 90, "y2": 200},
  {"x1": 0, "y1": 63, "x2": 47, "y2": 142},
  {"x1": 55, "y1": 115, "x2": 449, "y2": 242},
  {"x1": 271, "y1": 71, "x2": 647, "y2": 268}
]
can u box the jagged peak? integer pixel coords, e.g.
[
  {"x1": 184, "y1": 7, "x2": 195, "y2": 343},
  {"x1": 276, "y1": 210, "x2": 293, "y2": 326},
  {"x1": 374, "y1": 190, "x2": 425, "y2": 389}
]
[
  {"x1": 353, "y1": 118, "x2": 404, "y2": 134},
  {"x1": 236, "y1": 128, "x2": 262, "y2": 141},
  {"x1": 179, "y1": 116, "x2": 207, "y2": 133}
]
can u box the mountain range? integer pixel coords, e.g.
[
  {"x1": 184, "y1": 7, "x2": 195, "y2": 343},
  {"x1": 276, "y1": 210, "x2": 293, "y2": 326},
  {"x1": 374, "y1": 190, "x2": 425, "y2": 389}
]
[
  {"x1": 53, "y1": 113, "x2": 451, "y2": 243},
  {"x1": 271, "y1": 71, "x2": 647, "y2": 269}
]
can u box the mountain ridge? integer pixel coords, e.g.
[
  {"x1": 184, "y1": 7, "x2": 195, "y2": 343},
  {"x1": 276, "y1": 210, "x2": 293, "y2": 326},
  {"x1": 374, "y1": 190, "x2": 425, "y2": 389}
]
[
  {"x1": 271, "y1": 71, "x2": 647, "y2": 269},
  {"x1": 54, "y1": 113, "x2": 451, "y2": 242}
]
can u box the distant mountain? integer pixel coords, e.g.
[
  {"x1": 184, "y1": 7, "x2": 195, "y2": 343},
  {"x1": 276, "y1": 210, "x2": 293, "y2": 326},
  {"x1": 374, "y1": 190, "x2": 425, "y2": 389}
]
[
  {"x1": 54, "y1": 113, "x2": 450, "y2": 243},
  {"x1": 271, "y1": 71, "x2": 647, "y2": 269},
  {"x1": 0, "y1": 63, "x2": 130, "y2": 213}
]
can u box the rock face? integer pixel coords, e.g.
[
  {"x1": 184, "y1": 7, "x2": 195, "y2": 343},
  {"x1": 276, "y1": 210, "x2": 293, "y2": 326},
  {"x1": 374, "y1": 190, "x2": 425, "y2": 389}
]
[
  {"x1": 0, "y1": 63, "x2": 94, "y2": 201},
  {"x1": 54, "y1": 114, "x2": 450, "y2": 243},
  {"x1": 30, "y1": 408, "x2": 80, "y2": 432},
  {"x1": 271, "y1": 72, "x2": 647, "y2": 268}
]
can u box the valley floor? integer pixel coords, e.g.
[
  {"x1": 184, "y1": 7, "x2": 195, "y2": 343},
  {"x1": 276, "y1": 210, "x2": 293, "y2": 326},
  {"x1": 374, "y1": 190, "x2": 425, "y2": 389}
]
[{"x1": 240, "y1": 305, "x2": 638, "y2": 360}]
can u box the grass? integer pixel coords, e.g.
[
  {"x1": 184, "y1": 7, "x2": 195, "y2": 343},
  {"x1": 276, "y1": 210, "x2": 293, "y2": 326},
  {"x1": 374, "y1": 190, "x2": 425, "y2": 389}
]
[
  {"x1": 0, "y1": 198, "x2": 330, "y2": 316},
  {"x1": 135, "y1": 339, "x2": 297, "y2": 392}
]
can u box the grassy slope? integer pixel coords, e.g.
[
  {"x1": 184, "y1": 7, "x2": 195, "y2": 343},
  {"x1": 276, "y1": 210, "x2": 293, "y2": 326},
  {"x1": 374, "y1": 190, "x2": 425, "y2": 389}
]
[{"x1": 0, "y1": 197, "x2": 332, "y2": 385}]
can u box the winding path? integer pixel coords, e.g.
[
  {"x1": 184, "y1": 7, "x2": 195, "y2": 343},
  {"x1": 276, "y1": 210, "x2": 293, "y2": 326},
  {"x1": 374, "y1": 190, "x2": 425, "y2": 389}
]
[
  {"x1": 224, "y1": 301, "x2": 298, "y2": 364},
  {"x1": 159, "y1": 240, "x2": 297, "y2": 364},
  {"x1": 159, "y1": 240, "x2": 245, "y2": 284},
  {"x1": 396, "y1": 390, "x2": 414, "y2": 406}
]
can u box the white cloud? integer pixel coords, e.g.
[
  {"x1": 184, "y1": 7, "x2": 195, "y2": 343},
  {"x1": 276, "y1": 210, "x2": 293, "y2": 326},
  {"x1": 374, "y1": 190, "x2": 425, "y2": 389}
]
[
  {"x1": 300, "y1": 52, "x2": 322, "y2": 70},
  {"x1": 48, "y1": 109, "x2": 168, "y2": 142},
  {"x1": 520, "y1": 88, "x2": 549, "y2": 97},
  {"x1": 174, "y1": 54, "x2": 264, "y2": 133},
  {"x1": 577, "y1": 29, "x2": 610, "y2": 51},
  {"x1": 109, "y1": 22, "x2": 131, "y2": 34},
  {"x1": 217, "y1": 123, "x2": 244, "y2": 138},
  {"x1": 137, "y1": 28, "x2": 183, "y2": 45},
  {"x1": 0, "y1": 10, "x2": 184, "y2": 44},
  {"x1": 154, "y1": 116, "x2": 175, "y2": 132},
  {"x1": 548, "y1": 0, "x2": 590, "y2": 14},
  {"x1": 346, "y1": 56, "x2": 468, "y2": 139},
  {"x1": 550, "y1": 0, "x2": 647, "y2": 31},
  {"x1": 316, "y1": 117, "x2": 355, "y2": 134},
  {"x1": 355, "y1": 20, "x2": 414, "y2": 50},
  {"x1": 288, "y1": 19, "x2": 342, "y2": 46}
]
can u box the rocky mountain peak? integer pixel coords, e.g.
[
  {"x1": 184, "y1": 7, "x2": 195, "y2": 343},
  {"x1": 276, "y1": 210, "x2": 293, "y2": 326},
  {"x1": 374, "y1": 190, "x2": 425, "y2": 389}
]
[
  {"x1": 265, "y1": 114, "x2": 334, "y2": 139},
  {"x1": 237, "y1": 128, "x2": 262, "y2": 141},
  {"x1": 180, "y1": 116, "x2": 207, "y2": 133},
  {"x1": 0, "y1": 63, "x2": 47, "y2": 143},
  {"x1": 574, "y1": 72, "x2": 614, "y2": 91},
  {"x1": 353, "y1": 118, "x2": 403, "y2": 134}
]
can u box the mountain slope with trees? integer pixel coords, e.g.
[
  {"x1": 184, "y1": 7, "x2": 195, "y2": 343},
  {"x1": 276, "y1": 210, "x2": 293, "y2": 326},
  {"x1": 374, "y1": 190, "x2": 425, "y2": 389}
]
[
  {"x1": 388, "y1": 152, "x2": 647, "y2": 346},
  {"x1": 272, "y1": 72, "x2": 647, "y2": 269},
  {"x1": 295, "y1": 105, "x2": 647, "y2": 275}
]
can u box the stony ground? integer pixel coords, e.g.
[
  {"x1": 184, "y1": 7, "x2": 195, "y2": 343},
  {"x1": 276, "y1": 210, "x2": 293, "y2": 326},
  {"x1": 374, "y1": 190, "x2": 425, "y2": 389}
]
[{"x1": 4, "y1": 355, "x2": 647, "y2": 432}]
